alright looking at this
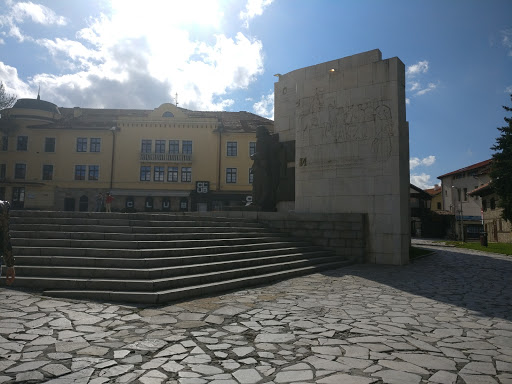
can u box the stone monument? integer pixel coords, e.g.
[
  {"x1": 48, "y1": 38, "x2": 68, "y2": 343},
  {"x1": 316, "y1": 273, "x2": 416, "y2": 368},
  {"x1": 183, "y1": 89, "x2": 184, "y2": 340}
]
[{"x1": 273, "y1": 49, "x2": 410, "y2": 265}]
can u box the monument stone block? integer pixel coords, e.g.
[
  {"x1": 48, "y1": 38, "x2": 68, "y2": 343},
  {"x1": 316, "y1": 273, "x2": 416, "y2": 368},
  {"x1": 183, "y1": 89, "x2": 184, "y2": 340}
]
[{"x1": 273, "y1": 49, "x2": 410, "y2": 265}]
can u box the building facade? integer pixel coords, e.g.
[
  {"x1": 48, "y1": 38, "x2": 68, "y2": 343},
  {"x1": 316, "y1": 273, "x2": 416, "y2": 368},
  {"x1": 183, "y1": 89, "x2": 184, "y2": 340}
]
[
  {"x1": 438, "y1": 159, "x2": 491, "y2": 240},
  {"x1": 0, "y1": 98, "x2": 273, "y2": 212},
  {"x1": 469, "y1": 183, "x2": 512, "y2": 243},
  {"x1": 424, "y1": 184, "x2": 443, "y2": 211}
]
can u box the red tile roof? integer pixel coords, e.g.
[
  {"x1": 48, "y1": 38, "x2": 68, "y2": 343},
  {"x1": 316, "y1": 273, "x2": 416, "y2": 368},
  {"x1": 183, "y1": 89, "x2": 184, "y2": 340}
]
[
  {"x1": 424, "y1": 185, "x2": 442, "y2": 196},
  {"x1": 468, "y1": 182, "x2": 492, "y2": 196},
  {"x1": 437, "y1": 159, "x2": 492, "y2": 179}
]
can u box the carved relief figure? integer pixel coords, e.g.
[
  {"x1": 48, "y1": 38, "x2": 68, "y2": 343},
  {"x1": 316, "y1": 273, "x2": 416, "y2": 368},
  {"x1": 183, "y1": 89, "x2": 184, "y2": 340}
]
[{"x1": 371, "y1": 104, "x2": 393, "y2": 158}]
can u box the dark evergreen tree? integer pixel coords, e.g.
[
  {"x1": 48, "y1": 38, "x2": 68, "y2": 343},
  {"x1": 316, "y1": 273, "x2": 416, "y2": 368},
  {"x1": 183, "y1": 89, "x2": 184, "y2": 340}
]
[{"x1": 490, "y1": 94, "x2": 512, "y2": 222}]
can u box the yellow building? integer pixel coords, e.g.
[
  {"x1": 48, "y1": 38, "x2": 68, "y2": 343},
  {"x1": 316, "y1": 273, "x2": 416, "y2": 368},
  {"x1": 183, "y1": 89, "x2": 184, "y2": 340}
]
[
  {"x1": 424, "y1": 184, "x2": 443, "y2": 211},
  {"x1": 0, "y1": 97, "x2": 273, "y2": 212}
]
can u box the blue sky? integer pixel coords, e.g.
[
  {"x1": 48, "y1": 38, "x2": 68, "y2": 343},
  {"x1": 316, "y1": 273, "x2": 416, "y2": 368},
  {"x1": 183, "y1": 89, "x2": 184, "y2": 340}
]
[{"x1": 1, "y1": 0, "x2": 511, "y2": 189}]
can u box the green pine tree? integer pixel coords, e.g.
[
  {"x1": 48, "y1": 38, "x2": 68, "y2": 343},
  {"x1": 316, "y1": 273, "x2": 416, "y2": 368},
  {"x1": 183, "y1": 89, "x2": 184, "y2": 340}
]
[{"x1": 490, "y1": 94, "x2": 512, "y2": 222}]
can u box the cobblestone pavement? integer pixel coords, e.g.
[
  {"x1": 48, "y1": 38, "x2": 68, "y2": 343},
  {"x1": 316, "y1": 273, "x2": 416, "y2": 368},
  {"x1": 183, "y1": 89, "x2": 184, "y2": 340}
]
[{"x1": 1, "y1": 246, "x2": 511, "y2": 384}]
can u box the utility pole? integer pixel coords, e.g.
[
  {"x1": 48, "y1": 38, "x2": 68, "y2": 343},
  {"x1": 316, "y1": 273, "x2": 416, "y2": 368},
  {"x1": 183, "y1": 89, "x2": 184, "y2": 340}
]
[{"x1": 460, "y1": 201, "x2": 464, "y2": 242}]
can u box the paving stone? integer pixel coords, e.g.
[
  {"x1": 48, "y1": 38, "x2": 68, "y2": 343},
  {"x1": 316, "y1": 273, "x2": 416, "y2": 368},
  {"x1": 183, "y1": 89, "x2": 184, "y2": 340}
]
[
  {"x1": 458, "y1": 374, "x2": 499, "y2": 383},
  {"x1": 372, "y1": 369, "x2": 422, "y2": 384},
  {"x1": 42, "y1": 363, "x2": 72, "y2": 376},
  {"x1": 232, "y1": 368, "x2": 262, "y2": 383},
  {"x1": 76, "y1": 346, "x2": 109, "y2": 356},
  {"x1": 255, "y1": 333, "x2": 295, "y2": 343},
  {"x1": 16, "y1": 371, "x2": 45, "y2": 382},
  {"x1": 393, "y1": 353, "x2": 456, "y2": 371},
  {"x1": 274, "y1": 369, "x2": 314, "y2": 382},
  {"x1": 124, "y1": 339, "x2": 167, "y2": 351},
  {"x1": 233, "y1": 347, "x2": 255, "y2": 357},
  {"x1": 460, "y1": 361, "x2": 497, "y2": 375},
  {"x1": 5, "y1": 360, "x2": 49, "y2": 372},
  {"x1": 139, "y1": 369, "x2": 169, "y2": 384},
  {"x1": 317, "y1": 373, "x2": 378, "y2": 383},
  {"x1": 428, "y1": 370, "x2": 458, "y2": 384},
  {"x1": 98, "y1": 364, "x2": 134, "y2": 377},
  {"x1": 378, "y1": 359, "x2": 429, "y2": 374},
  {"x1": 161, "y1": 360, "x2": 184, "y2": 372}
]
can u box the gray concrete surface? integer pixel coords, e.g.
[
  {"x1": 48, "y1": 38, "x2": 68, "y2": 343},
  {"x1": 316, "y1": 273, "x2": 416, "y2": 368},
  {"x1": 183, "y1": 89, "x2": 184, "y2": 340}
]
[{"x1": 1, "y1": 244, "x2": 511, "y2": 383}]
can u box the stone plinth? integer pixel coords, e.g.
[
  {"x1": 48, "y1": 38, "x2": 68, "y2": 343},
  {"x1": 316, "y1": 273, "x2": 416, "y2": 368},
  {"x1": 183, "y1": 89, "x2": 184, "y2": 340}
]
[{"x1": 274, "y1": 49, "x2": 410, "y2": 265}]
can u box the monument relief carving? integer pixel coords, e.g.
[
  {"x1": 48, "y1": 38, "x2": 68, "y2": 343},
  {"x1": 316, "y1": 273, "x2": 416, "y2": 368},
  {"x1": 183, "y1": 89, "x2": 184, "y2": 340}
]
[
  {"x1": 274, "y1": 50, "x2": 410, "y2": 265},
  {"x1": 297, "y1": 92, "x2": 395, "y2": 160}
]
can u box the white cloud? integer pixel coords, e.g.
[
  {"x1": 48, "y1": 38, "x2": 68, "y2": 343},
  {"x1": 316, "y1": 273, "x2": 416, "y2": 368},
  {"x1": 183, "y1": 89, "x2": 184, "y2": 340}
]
[
  {"x1": 0, "y1": 61, "x2": 33, "y2": 98},
  {"x1": 0, "y1": 1, "x2": 67, "y2": 42},
  {"x1": 415, "y1": 82, "x2": 437, "y2": 96},
  {"x1": 1, "y1": 1, "x2": 267, "y2": 111},
  {"x1": 505, "y1": 85, "x2": 512, "y2": 93},
  {"x1": 410, "y1": 155, "x2": 436, "y2": 170},
  {"x1": 405, "y1": 60, "x2": 439, "y2": 103},
  {"x1": 406, "y1": 60, "x2": 429, "y2": 77},
  {"x1": 11, "y1": 1, "x2": 67, "y2": 26},
  {"x1": 240, "y1": 0, "x2": 274, "y2": 27},
  {"x1": 410, "y1": 173, "x2": 434, "y2": 189},
  {"x1": 253, "y1": 90, "x2": 274, "y2": 120},
  {"x1": 502, "y1": 28, "x2": 512, "y2": 56},
  {"x1": 409, "y1": 81, "x2": 420, "y2": 91}
]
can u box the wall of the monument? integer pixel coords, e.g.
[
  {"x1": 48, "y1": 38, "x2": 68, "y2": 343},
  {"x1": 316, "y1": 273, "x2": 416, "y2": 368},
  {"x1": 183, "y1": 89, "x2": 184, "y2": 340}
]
[{"x1": 274, "y1": 49, "x2": 410, "y2": 265}]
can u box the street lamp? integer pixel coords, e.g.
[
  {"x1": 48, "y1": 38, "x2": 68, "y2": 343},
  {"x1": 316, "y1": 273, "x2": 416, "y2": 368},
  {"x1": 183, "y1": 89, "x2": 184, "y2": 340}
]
[{"x1": 451, "y1": 185, "x2": 464, "y2": 242}]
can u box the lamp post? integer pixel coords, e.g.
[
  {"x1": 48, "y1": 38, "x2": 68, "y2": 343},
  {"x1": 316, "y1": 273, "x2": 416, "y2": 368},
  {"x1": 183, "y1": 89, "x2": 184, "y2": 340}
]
[
  {"x1": 451, "y1": 186, "x2": 464, "y2": 242},
  {"x1": 459, "y1": 200, "x2": 464, "y2": 242},
  {"x1": 110, "y1": 126, "x2": 116, "y2": 191}
]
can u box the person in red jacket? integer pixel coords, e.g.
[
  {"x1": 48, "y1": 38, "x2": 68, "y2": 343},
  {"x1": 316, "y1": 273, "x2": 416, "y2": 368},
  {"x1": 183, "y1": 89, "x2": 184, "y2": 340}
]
[{"x1": 105, "y1": 192, "x2": 114, "y2": 213}]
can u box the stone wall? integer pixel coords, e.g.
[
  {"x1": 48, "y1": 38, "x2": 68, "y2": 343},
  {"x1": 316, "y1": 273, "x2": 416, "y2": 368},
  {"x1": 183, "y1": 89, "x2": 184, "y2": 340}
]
[
  {"x1": 188, "y1": 211, "x2": 367, "y2": 263},
  {"x1": 273, "y1": 49, "x2": 410, "y2": 265}
]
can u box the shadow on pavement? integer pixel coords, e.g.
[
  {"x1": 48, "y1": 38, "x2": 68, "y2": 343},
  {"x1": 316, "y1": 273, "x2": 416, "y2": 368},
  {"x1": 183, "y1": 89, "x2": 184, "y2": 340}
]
[{"x1": 322, "y1": 247, "x2": 512, "y2": 321}]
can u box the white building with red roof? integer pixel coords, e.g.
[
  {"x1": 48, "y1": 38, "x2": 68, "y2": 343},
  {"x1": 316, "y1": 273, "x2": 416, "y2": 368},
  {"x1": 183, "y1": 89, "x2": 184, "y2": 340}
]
[{"x1": 437, "y1": 159, "x2": 491, "y2": 240}]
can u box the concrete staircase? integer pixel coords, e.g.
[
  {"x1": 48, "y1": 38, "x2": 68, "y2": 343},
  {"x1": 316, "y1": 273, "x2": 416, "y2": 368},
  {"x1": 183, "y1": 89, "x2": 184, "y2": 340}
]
[{"x1": 7, "y1": 211, "x2": 352, "y2": 304}]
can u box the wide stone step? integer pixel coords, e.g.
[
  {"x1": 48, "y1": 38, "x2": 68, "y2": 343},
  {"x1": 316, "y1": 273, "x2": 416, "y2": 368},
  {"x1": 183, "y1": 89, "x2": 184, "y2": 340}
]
[
  {"x1": 14, "y1": 246, "x2": 324, "y2": 268},
  {"x1": 11, "y1": 210, "x2": 258, "y2": 222},
  {"x1": 11, "y1": 227, "x2": 269, "y2": 239},
  {"x1": 5, "y1": 210, "x2": 354, "y2": 304},
  {"x1": 15, "y1": 250, "x2": 335, "y2": 279},
  {"x1": 42, "y1": 261, "x2": 351, "y2": 304},
  {"x1": 13, "y1": 255, "x2": 343, "y2": 292},
  {"x1": 11, "y1": 217, "x2": 262, "y2": 228},
  {"x1": 12, "y1": 234, "x2": 284, "y2": 248},
  {"x1": 13, "y1": 240, "x2": 312, "y2": 257}
]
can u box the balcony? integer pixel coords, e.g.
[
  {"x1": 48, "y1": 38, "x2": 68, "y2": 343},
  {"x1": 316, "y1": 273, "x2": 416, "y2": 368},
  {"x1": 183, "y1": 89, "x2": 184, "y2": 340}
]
[{"x1": 139, "y1": 152, "x2": 192, "y2": 163}]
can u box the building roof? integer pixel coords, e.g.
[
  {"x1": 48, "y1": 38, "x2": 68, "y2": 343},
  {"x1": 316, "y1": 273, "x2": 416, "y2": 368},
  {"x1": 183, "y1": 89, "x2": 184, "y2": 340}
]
[
  {"x1": 424, "y1": 184, "x2": 442, "y2": 196},
  {"x1": 26, "y1": 102, "x2": 273, "y2": 133},
  {"x1": 468, "y1": 181, "x2": 493, "y2": 197},
  {"x1": 12, "y1": 98, "x2": 60, "y2": 114},
  {"x1": 437, "y1": 159, "x2": 492, "y2": 179},
  {"x1": 188, "y1": 110, "x2": 274, "y2": 133},
  {"x1": 410, "y1": 183, "x2": 432, "y2": 199}
]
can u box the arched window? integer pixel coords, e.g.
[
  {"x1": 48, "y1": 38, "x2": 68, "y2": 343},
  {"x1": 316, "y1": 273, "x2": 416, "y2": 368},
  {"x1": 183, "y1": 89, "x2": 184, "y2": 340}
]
[{"x1": 162, "y1": 111, "x2": 174, "y2": 117}]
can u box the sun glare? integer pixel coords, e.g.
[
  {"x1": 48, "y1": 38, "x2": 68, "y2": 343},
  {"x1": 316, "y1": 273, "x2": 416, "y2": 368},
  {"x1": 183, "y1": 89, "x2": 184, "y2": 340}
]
[{"x1": 110, "y1": 0, "x2": 223, "y2": 29}]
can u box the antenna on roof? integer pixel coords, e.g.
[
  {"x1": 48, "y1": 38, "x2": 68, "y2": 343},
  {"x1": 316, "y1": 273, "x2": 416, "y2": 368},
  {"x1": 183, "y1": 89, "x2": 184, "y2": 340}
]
[
  {"x1": 37, "y1": 84, "x2": 40, "y2": 100},
  {"x1": 175, "y1": 92, "x2": 179, "y2": 107}
]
